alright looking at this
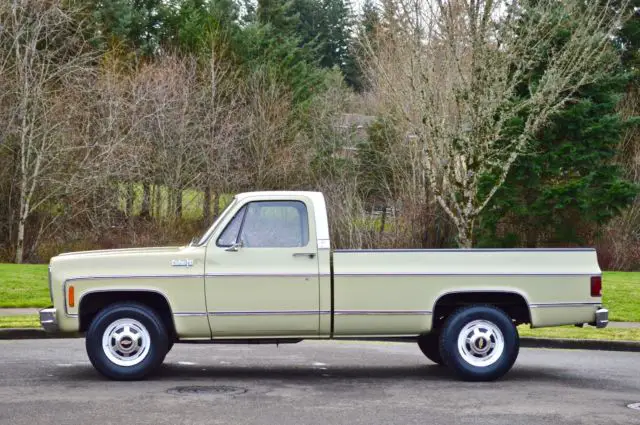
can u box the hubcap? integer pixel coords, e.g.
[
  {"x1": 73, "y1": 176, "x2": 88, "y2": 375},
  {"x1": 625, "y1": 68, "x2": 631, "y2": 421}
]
[
  {"x1": 457, "y1": 319, "x2": 505, "y2": 367},
  {"x1": 102, "y1": 318, "x2": 151, "y2": 367}
]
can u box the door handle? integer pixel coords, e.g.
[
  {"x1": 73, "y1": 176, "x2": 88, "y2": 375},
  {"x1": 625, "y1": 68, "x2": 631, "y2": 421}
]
[{"x1": 293, "y1": 253, "x2": 316, "y2": 259}]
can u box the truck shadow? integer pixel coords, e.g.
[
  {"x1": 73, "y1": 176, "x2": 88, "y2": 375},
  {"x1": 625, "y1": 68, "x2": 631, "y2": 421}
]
[
  {"x1": 57, "y1": 363, "x2": 638, "y2": 393},
  {"x1": 57, "y1": 363, "x2": 640, "y2": 391},
  {"x1": 145, "y1": 363, "x2": 622, "y2": 389}
]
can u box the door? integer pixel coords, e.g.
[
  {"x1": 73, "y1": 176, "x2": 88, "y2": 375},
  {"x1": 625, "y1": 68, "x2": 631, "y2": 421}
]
[{"x1": 205, "y1": 199, "x2": 320, "y2": 337}]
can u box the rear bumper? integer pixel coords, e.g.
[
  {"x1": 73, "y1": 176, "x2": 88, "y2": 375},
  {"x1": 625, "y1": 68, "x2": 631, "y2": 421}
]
[
  {"x1": 593, "y1": 308, "x2": 609, "y2": 329},
  {"x1": 39, "y1": 308, "x2": 58, "y2": 332}
]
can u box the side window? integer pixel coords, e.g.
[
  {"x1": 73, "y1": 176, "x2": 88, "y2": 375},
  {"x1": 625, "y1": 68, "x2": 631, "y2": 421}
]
[
  {"x1": 239, "y1": 201, "x2": 309, "y2": 248},
  {"x1": 216, "y1": 205, "x2": 246, "y2": 247}
]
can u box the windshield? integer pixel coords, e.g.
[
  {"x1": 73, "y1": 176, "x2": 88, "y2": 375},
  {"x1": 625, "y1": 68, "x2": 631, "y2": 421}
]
[{"x1": 193, "y1": 196, "x2": 238, "y2": 246}]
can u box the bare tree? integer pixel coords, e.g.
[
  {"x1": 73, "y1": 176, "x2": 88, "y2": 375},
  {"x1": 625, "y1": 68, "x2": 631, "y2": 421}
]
[
  {"x1": 0, "y1": 0, "x2": 98, "y2": 262},
  {"x1": 366, "y1": 0, "x2": 630, "y2": 247},
  {"x1": 197, "y1": 50, "x2": 246, "y2": 225}
]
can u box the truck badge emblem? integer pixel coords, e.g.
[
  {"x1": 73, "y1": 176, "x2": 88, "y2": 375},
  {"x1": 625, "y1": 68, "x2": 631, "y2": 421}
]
[{"x1": 171, "y1": 259, "x2": 193, "y2": 267}]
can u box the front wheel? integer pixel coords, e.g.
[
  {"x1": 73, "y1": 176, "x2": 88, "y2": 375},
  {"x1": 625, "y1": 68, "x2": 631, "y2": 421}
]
[
  {"x1": 86, "y1": 302, "x2": 169, "y2": 380},
  {"x1": 439, "y1": 306, "x2": 519, "y2": 381}
]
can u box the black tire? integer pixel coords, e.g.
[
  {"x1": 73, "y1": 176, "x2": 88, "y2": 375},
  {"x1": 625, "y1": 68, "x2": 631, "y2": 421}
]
[
  {"x1": 439, "y1": 305, "x2": 519, "y2": 382},
  {"x1": 417, "y1": 331, "x2": 443, "y2": 365},
  {"x1": 86, "y1": 302, "x2": 169, "y2": 381}
]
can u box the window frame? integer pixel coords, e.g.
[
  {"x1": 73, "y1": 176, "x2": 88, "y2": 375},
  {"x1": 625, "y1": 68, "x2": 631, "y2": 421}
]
[
  {"x1": 215, "y1": 205, "x2": 247, "y2": 248},
  {"x1": 215, "y1": 200, "x2": 310, "y2": 248}
]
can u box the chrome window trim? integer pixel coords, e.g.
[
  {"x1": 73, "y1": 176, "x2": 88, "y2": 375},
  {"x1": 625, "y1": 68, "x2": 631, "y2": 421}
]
[{"x1": 196, "y1": 197, "x2": 238, "y2": 246}]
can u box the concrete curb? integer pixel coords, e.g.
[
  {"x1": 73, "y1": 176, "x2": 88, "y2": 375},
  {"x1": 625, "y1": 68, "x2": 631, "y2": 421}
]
[
  {"x1": 520, "y1": 337, "x2": 640, "y2": 352},
  {"x1": 0, "y1": 328, "x2": 81, "y2": 340}
]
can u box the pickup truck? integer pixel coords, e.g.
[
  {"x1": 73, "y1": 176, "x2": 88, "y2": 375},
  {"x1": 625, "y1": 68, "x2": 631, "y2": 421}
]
[{"x1": 40, "y1": 191, "x2": 608, "y2": 382}]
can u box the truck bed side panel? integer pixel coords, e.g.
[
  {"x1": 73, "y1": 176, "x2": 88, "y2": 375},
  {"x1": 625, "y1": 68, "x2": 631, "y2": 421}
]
[{"x1": 332, "y1": 249, "x2": 601, "y2": 336}]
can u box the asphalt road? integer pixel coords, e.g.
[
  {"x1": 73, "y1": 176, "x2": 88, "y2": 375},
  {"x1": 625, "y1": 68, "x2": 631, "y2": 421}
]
[{"x1": 1, "y1": 339, "x2": 639, "y2": 425}]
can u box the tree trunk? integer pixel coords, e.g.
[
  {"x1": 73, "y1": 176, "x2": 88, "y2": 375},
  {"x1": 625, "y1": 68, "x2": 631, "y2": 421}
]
[
  {"x1": 15, "y1": 192, "x2": 28, "y2": 264},
  {"x1": 154, "y1": 185, "x2": 161, "y2": 218},
  {"x1": 14, "y1": 216, "x2": 25, "y2": 264},
  {"x1": 126, "y1": 183, "x2": 134, "y2": 217},
  {"x1": 525, "y1": 220, "x2": 537, "y2": 248},
  {"x1": 213, "y1": 192, "x2": 220, "y2": 220},
  {"x1": 379, "y1": 205, "x2": 387, "y2": 234},
  {"x1": 14, "y1": 172, "x2": 29, "y2": 264},
  {"x1": 456, "y1": 219, "x2": 474, "y2": 248},
  {"x1": 203, "y1": 187, "x2": 211, "y2": 224},
  {"x1": 175, "y1": 188, "x2": 182, "y2": 219},
  {"x1": 140, "y1": 183, "x2": 151, "y2": 218}
]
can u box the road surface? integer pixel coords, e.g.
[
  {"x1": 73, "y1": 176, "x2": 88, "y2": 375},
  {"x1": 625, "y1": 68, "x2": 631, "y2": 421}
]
[{"x1": 1, "y1": 339, "x2": 639, "y2": 425}]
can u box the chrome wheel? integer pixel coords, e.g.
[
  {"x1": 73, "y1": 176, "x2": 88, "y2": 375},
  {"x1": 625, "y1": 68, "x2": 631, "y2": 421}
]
[
  {"x1": 102, "y1": 318, "x2": 151, "y2": 367},
  {"x1": 457, "y1": 319, "x2": 504, "y2": 367}
]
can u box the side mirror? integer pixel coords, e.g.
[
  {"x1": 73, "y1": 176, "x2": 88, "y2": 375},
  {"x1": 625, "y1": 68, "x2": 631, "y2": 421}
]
[{"x1": 225, "y1": 241, "x2": 243, "y2": 252}]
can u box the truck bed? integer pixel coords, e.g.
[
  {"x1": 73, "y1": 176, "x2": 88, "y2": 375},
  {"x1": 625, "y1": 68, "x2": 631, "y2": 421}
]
[{"x1": 331, "y1": 249, "x2": 601, "y2": 336}]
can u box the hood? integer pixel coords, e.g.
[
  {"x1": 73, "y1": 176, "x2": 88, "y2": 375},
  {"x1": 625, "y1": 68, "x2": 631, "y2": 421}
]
[{"x1": 50, "y1": 245, "x2": 205, "y2": 280}]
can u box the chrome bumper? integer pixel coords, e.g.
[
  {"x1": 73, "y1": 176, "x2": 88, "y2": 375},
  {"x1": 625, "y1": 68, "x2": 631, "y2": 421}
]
[
  {"x1": 39, "y1": 308, "x2": 58, "y2": 332},
  {"x1": 594, "y1": 308, "x2": 609, "y2": 329}
]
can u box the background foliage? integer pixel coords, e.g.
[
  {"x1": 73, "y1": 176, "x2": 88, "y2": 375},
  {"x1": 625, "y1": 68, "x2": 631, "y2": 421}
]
[{"x1": 0, "y1": 0, "x2": 638, "y2": 269}]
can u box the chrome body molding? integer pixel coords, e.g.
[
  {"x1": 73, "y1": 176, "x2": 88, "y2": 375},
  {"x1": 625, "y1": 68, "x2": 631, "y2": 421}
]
[
  {"x1": 334, "y1": 310, "x2": 433, "y2": 316},
  {"x1": 64, "y1": 274, "x2": 203, "y2": 283},
  {"x1": 334, "y1": 272, "x2": 595, "y2": 277},
  {"x1": 173, "y1": 312, "x2": 208, "y2": 317},
  {"x1": 205, "y1": 272, "x2": 319, "y2": 278},
  {"x1": 62, "y1": 284, "x2": 173, "y2": 316},
  {"x1": 529, "y1": 302, "x2": 602, "y2": 309},
  {"x1": 209, "y1": 310, "x2": 331, "y2": 316},
  {"x1": 335, "y1": 248, "x2": 596, "y2": 253}
]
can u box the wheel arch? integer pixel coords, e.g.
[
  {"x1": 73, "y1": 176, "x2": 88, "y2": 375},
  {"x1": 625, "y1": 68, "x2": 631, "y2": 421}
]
[
  {"x1": 78, "y1": 289, "x2": 176, "y2": 340},
  {"x1": 431, "y1": 290, "x2": 532, "y2": 329}
]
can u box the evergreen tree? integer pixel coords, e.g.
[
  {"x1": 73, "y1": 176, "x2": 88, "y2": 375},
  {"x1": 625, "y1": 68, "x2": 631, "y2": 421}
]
[
  {"x1": 317, "y1": 0, "x2": 353, "y2": 70},
  {"x1": 477, "y1": 2, "x2": 639, "y2": 247},
  {"x1": 344, "y1": 0, "x2": 380, "y2": 91},
  {"x1": 478, "y1": 78, "x2": 637, "y2": 247},
  {"x1": 89, "y1": 0, "x2": 170, "y2": 57}
]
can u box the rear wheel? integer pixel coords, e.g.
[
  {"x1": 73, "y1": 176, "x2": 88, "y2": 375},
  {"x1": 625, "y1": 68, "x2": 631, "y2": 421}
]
[
  {"x1": 86, "y1": 302, "x2": 168, "y2": 380},
  {"x1": 439, "y1": 305, "x2": 519, "y2": 381},
  {"x1": 417, "y1": 331, "x2": 443, "y2": 365}
]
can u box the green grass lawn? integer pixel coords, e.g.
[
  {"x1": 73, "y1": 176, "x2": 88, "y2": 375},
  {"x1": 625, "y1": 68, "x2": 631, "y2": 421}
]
[
  {"x1": 602, "y1": 271, "x2": 640, "y2": 322},
  {"x1": 518, "y1": 325, "x2": 640, "y2": 341},
  {"x1": 0, "y1": 315, "x2": 40, "y2": 329},
  {"x1": 0, "y1": 264, "x2": 50, "y2": 308}
]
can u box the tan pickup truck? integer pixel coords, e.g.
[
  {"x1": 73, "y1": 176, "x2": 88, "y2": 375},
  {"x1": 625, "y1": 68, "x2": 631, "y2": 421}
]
[{"x1": 40, "y1": 191, "x2": 608, "y2": 381}]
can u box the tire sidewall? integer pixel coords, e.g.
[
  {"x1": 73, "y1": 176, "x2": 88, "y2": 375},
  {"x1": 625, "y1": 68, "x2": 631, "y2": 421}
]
[
  {"x1": 86, "y1": 303, "x2": 168, "y2": 380},
  {"x1": 439, "y1": 306, "x2": 519, "y2": 381}
]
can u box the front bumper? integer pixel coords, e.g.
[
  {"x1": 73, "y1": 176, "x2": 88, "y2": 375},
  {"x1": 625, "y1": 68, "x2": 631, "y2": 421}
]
[
  {"x1": 39, "y1": 308, "x2": 58, "y2": 332},
  {"x1": 593, "y1": 308, "x2": 609, "y2": 329}
]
